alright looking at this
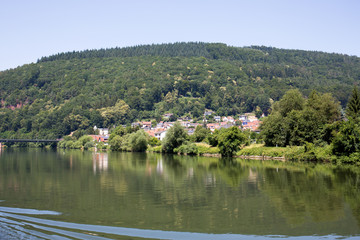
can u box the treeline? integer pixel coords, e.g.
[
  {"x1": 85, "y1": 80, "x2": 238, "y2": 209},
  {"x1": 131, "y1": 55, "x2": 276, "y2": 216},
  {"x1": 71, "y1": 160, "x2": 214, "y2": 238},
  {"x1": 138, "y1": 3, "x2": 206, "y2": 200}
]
[
  {"x1": 261, "y1": 87, "x2": 360, "y2": 164},
  {"x1": 0, "y1": 42, "x2": 360, "y2": 139}
]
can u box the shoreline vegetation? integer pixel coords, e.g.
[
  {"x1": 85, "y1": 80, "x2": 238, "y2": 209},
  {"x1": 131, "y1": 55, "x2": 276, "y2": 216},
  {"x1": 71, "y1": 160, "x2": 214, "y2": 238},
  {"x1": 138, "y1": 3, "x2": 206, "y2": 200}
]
[
  {"x1": 3, "y1": 86, "x2": 360, "y2": 166},
  {"x1": 0, "y1": 141, "x2": 348, "y2": 165}
]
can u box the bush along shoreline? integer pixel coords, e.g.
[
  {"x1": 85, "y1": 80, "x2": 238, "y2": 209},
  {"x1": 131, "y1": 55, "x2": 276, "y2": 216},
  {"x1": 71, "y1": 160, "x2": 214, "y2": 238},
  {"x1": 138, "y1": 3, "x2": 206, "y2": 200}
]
[
  {"x1": 46, "y1": 86, "x2": 360, "y2": 166},
  {"x1": 55, "y1": 125, "x2": 358, "y2": 166}
]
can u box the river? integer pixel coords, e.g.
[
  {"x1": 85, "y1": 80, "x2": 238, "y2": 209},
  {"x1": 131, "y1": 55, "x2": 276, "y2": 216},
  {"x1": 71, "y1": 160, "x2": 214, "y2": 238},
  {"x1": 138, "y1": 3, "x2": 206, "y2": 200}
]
[{"x1": 0, "y1": 148, "x2": 359, "y2": 239}]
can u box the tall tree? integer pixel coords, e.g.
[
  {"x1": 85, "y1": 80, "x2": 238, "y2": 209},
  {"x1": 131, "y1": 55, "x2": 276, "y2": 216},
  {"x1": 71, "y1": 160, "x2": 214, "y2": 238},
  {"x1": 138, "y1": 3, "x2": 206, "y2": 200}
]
[
  {"x1": 162, "y1": 122, "x2": 188, "y2": 153},
  {"x1": 218, "y1": 126, "x2": 246, "y2": 157},
  {"x1": 346, "y1": 86, "x2": 360, "y2": 119}
]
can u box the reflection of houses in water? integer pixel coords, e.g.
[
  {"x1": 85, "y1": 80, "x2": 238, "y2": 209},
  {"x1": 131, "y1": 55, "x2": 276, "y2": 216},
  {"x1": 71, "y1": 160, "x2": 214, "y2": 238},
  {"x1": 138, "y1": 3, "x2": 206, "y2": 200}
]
[
  {"x1": 187, "y1": 168, "x2": 194, "y2": 179},
  {"x1": 156, "y1": 158, "x2": 163, "y2": 174},
  {"x1": 248, "y1": 168, "x2": 258, "y2": 184},
  {"x1": 204, "y1": 173, "x2": 216, "y2": 186},
  {"x1": 92, "y1": 152, "x2": 108, "y2": 173}
]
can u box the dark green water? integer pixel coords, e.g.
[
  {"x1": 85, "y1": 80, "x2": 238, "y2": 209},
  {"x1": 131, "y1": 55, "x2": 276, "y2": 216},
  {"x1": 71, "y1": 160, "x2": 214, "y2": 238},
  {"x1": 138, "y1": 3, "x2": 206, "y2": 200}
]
[{"x1": 0, "y1": 148, "x2": 359, "y2": 239}]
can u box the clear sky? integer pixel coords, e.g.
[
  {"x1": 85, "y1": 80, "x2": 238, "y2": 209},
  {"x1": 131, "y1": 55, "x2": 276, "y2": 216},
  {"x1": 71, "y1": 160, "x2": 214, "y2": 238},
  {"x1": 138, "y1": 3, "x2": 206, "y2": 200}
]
[{"x1": 1, "y1": 0, "x2": 359, "y2": 71}]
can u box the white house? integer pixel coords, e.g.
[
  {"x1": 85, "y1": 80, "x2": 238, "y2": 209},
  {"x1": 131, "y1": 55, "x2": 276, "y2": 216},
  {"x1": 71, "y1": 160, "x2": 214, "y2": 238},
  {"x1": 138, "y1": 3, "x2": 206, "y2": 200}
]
[
  {"x1": 155, "y1": 130, "x2": 167, "y2": 141},
  {"x1": 94, "y1": 126, "x2": 109, "y2": 136}
]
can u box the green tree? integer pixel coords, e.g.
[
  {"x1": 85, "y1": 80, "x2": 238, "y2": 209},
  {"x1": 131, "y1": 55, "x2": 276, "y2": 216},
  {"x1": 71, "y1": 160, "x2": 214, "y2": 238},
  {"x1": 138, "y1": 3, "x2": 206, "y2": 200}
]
[
  {"x1": 261, "y1": 89, "x2": 341, "y2": 147},
  {"x1": 109, "y1": 135, "x2": 123, "y2": 151},
  {"x1": 346, "y1": 86, "x2": 360, "y2": 119},
  {"x1": 129, "y1": 130, "x2": 148, "y2": 152},
  {"x1": 260, "y1": 112, "x2": 286, "y2": 147},
  {"x1": 192, "y1": 125, "x2": 210, "y2": 142},
  {"x1": 162, "y1": 122, "x2": 188, "y2": 153},
  {"x1": 99, "y1": 99, "x2": 130, "y2": 126},
  {"x1": 109, "y1": 125, "x2": 127, "y2": 141},
  {"x1": 332, "y1": 118, "x2": 360, "y2": 156},
  {"x1": 278, "y1": 89, "x2": 304, "y2": 117},
  {"x1": 218, "y1": 126, "x2": 246, "y2": 157},
  {"x1": 149, "y1": 137, "x2": 161, "y2": 146}
]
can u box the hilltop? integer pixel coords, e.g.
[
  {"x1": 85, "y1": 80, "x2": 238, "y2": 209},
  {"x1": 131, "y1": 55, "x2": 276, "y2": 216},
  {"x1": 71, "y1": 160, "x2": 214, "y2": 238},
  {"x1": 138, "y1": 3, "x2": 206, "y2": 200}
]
[{"x1": 0, "y1": 42, "x2": 359, "y2": 138}]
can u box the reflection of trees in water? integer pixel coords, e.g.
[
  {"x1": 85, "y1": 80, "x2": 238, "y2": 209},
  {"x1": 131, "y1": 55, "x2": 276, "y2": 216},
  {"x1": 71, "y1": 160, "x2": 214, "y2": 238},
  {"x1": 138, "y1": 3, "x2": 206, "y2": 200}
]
[
  {"x1": 332, "y1": 166, "x2": 360, "y2": 227},
  {"x1": 209, "y1": 158, "x2": 249, "y2": 187},
  {"x1": 259, "y1": 164, "x2": 360, "y2": 227},
  {"x1": 1, "y1": 150, "x2": 360, "y2": 234}
]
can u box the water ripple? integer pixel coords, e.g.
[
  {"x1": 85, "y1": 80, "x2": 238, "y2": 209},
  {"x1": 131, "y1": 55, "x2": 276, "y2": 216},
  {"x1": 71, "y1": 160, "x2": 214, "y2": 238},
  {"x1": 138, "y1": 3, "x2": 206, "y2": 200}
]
[{"x1": 0, "y1": 207, "x2": 359, "y2": 240}]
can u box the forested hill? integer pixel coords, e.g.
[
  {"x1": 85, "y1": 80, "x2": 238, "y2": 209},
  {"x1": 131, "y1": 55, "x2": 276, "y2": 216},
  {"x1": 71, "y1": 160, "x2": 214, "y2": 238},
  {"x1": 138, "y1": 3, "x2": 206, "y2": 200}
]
[{"x1": 1, "y1": 42, "x2": 360, "y2": 139}]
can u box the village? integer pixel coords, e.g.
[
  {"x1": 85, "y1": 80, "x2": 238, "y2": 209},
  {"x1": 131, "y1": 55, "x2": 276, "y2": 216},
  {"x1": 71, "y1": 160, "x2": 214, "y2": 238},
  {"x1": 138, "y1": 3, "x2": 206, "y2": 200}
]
[{"x1": 90, "y1": 111, "x2": 262, "y2": 143}]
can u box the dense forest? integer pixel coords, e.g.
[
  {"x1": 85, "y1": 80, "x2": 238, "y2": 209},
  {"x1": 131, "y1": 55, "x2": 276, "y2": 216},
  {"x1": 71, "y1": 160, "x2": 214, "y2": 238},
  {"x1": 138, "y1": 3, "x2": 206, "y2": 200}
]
[{"x1": 0, "y1": 42, "x2": 360, "y2": 139}]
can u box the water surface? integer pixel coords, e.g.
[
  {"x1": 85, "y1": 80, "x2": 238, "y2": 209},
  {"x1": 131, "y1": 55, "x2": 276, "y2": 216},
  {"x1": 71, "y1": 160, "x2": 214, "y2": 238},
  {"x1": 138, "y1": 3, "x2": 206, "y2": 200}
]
[{"x1": 0, "y1": 148, "x2": 359, "y2": 239}]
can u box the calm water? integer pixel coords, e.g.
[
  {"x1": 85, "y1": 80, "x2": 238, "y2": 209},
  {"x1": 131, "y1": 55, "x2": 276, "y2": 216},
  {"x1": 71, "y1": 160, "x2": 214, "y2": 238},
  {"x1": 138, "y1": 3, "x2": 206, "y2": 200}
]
[{"x1": 0, "y1": 148, "x2": 359, "y2": 239}]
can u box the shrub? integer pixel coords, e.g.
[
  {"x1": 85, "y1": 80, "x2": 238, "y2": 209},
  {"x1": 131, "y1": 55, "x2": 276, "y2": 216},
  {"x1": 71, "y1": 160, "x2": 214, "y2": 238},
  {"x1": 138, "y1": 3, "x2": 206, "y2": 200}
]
[
  {"x1": 65, "y1": 140, "x2": 75, "y2": 149},
  {"x1": 84, "y1": 141, "x2": 94, "y2": 150},
  {"x1": 73, "y1": 140, "x2": 83, "y2": 149},
  {"x1": 129, "y1": 130, "x2": 148, "y2": 152},
  {"x1": 174, "y1": 142, "x2": 198, "y2": 155},
  {"x1": 109, "y1": 135, "x2": 123, "y2": 151},
  {"x1": 218, "y1": 127, "x2": 246, "y2": 157},
  {"x1": 162, "y1": 122, "x2": 188, "y2": 153},
  {"x1": 148, "y1": 145, "x2": 162, "y2": 153},
  {"x1": 78, "y1": 135, "x2": 93, "y2": 146},
  {"x1": 196, "y1": 143, "x2": 220, "y2": 155},
  {"x1": 149, "y1": 137, "x2": 161, "y2": 146}
]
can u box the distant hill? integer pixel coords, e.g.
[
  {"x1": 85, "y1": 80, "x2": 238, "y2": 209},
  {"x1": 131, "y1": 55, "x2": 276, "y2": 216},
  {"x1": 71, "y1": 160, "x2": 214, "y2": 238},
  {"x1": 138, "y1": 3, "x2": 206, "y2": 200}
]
[{"x1": 0, "y1": 42, "x2": 359, "y2": 138}]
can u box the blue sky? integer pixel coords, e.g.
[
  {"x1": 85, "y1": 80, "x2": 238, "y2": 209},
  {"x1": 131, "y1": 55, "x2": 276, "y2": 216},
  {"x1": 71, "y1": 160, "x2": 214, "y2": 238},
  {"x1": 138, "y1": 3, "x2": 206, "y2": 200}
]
[{"x1": 1, "y1": 0, "x2": 359, "y2": 71}]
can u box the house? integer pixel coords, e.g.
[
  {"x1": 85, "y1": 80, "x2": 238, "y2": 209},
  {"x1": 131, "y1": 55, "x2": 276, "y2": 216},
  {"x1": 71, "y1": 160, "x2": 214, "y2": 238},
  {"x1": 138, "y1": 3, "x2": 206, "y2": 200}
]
[
  {"x1": 204, "y1": 110, "x2": 215, "y2": 116},
  {"x1": 131, "y1": 122, "x2": 140, "y2": 128},
  {"x1": 89, "y1": 135, "x2": 109, "y2": 143},
  {"x1": 219, "y1": 122, "x2": 233, "y2": 129},
  {"x1": 242, "y1": 120, "x2": 261, "y2": 132},
  {"x1": 214, "y1": 116, "x2": 221, "y2": 122},
  {"x1": 206, "y1": 123, "x2": 219, "y2": 132},
  {"x1": 180, "y1": 121, "x2": 192, "y2": 128},
  {"x1": 186, "y1": 128, "x2": 195, "y2": 135},
  {"x1": 163, "y1": 113, "x2": 173, "y2": 119},
  {"x1": 154, "y1": 130, "x2": 167, "y2": 141},
  {"x1": 141, "y1": 121, "x2": 152, "y2": 129},
  {"x1": 248, "y1": 115, "x2": 258, "y2": 122},
  {"x1": 222, "y1": 116, "x2": 228, "y2": 122},
  {"x1": 239, "y1": 115, "x2": 247, "y2": 121},
  {"x1": 93, "y1": 126, "x2": 109, "y2": 136},
  {"x1": 227, "y1": 116, "x2": 235, "y2": 123}
]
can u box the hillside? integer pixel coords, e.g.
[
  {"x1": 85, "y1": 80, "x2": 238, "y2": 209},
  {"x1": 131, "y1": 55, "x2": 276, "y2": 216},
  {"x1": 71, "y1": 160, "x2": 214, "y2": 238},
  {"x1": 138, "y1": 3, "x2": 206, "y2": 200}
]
[{"x1": 0, "y1": 42, "x2": 360, "y2": 139}]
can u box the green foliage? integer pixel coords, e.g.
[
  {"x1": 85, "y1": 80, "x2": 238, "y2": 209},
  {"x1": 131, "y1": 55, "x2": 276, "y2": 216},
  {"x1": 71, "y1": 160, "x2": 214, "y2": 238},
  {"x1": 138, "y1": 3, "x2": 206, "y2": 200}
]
[
  {"x1": 109, "y1": 135, "x2": 123, "y2": 151},
  {"x1": 207, "y1": 129, "x2": 220, "y2": 147},
  {"x1": 0, "y1": 43, "x2": 359, "y2": 140},
  {"x1": 261, "y1": 89, "x2": 341, "y2": 147},
  {"x1": 78, "y1": 135, "x2": 93, "y2": 146},
  {"x1": 218, "y1": 126, "x2": 246, "y2": 157},
  {"x1": 99, "y1": 99, "x2": 130, "y2": 127},
  {"x1": 129, "y1": 130, "x2": 148, "y2": 152},
  {"x1": 196, "y1": 143, "x2": 220, "y2": 155},
  {"x1": 96, "y1": 142, "x2": 108, "y2": 150},
  {"x1": 162, "y1": 122, "x2": 188, "y2": 153},
  {"x1": 110, "y1": 125, "x2": 127, "y2": 139},
  {"x1": 174, "y1": 142, "x2": 198, "y2": 155},
  {"x1": 192, "y1": 125, "x2": 211, "y2": 142},
  {"x1": 278, "y1": 89, "x2": 304, "y2": 117},
  {"x1": 147, "y1": 145, "x2": 162, "y2": 153},
  {"x1": 283, "y1": 144, "x2": 333, "y2": 162},
  {"x1": 58, "y1": 134, "x2": 94, "y2": 149},
  {"x1": 148, "y1": 137, "x2": 161, "y2": 147},
  {"x1": 332, "y1": 118, "x2": 360, "y2": 157},
  {"x1": 346, "y1": 86, "x2": 360, "y2": 119},
  {"x1": 84, "y1": 141, "x2": 94, "y2": 150},
  {"x1": 238, "y1": 146, "x2": 287, "y2": 157}
]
